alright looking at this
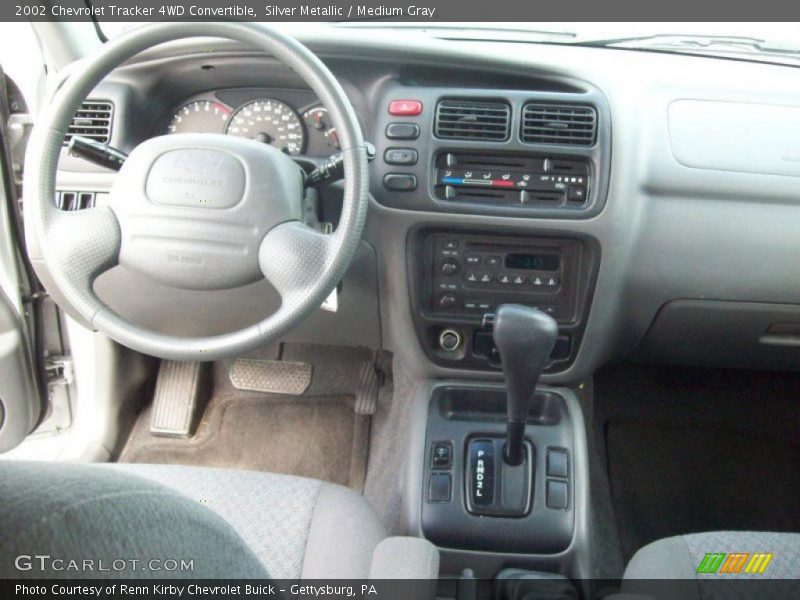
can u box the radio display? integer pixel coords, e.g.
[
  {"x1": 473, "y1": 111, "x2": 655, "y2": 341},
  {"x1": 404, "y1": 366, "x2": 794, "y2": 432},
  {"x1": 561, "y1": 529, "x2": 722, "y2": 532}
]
[{"x1": 504, "y1": 253, "x2": 560, "y2": 271}]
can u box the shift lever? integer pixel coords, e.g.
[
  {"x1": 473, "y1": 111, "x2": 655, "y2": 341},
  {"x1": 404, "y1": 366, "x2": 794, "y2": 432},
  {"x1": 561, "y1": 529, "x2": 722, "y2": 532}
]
[{"x1": 492, "y1": 304, "x2": 558, "y2": 466}]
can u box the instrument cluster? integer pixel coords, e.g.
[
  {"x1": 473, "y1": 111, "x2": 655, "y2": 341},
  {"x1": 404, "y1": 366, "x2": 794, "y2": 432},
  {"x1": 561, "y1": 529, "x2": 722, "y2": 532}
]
[{"x1": 163, "y1": 88, "x2": 342, "y2": 157}]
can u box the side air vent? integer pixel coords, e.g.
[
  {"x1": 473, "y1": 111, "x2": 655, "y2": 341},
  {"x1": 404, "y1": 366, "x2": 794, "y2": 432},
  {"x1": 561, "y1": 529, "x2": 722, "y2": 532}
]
[
  {"x1": 521, "y1": 103, "x2": 596, "y2": 146},
  {"x1": 55, "y1": 191, "x2": 97, "y2": 211},
  {"x1": 435, "y1": 100, "x2": 510, "y2": 141},
  {"x1": 64, "y1": 101, "x2": 113, "y2": 145}
]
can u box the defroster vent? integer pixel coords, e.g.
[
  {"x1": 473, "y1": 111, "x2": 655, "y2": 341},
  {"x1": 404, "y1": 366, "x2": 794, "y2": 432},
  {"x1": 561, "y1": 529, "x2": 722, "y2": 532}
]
[
  {"x1": 521, "y1": 103, "x2": 596, "y2": 146},
  {"x1": 64, "y1": 101, "x2": 113, "y2": 145},
  {"x1": 435, "y1": 99, "x2": 510, "y2": 141}
]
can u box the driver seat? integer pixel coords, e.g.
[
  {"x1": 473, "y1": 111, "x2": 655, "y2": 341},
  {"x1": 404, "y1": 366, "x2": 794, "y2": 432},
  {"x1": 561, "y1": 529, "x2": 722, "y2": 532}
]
[{"x1": 0, "y1": 461, "x2": 439, "y2": 580}]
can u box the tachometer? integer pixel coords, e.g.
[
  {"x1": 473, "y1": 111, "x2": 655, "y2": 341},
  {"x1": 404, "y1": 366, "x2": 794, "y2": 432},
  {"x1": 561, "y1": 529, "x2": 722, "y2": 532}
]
[
  {"x1": 167, "y1": 100, "x2": 231, "y2": 134},
  {"x1": 225, "y1": 99, "x2": 305, "y2": 155}
]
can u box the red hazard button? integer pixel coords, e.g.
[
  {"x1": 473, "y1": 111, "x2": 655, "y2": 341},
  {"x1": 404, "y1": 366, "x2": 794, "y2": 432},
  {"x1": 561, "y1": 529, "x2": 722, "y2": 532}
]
[{"x1": 388, "y1": 99, "x2": 423, "y2": 116}]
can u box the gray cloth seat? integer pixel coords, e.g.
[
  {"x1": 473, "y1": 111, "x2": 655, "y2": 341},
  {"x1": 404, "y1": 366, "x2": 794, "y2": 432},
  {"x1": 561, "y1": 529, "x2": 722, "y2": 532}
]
[
  {"x1": 0, "y1": 461, "x2": 439, "y2": 580},
  {"x1": 615, "y1": 531, "x2": 800, "y2": 600}
]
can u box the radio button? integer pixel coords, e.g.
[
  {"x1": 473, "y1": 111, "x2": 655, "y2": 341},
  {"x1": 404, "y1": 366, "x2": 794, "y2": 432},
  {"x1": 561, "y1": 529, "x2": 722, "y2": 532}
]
[
  {"x1": 442, "y1": 239, "x2": 459, "y2": 251},
  {"x1": 497, "y1": 274, "x2": 511, "y2": 285},
  {"x1": 464, "y1": 272, "x2": 478, "y2": 283},
  {"x1": 531, "y1": 276, "x2": 544, "y2": 287},
  {"x1": 465, "y1": 255, "x2": 482, "y2": 265},
  {"x1": 441, "y1": 260, "x2": 459, "y2": 276},
  {"x1": 439, "y1": 293, "x2": 458, "y2": 309},
  {"x1": 545, "y1": 276, "x2": 560, "y2": 287},
  {"x1": 512, "y1": 275, "x2": 526, "y2": 285},
  {"x1": 479, "y1": 273, "x2": 493, "y2": 284},
  {"x1": 485, "y1": 255, "x2": 502, "y2": 267}
]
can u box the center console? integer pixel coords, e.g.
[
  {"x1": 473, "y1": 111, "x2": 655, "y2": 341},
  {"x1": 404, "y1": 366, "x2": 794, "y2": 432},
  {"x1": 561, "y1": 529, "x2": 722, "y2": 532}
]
[{"x1": 423, "y1": 386, "x2": 576, "y2": 554}]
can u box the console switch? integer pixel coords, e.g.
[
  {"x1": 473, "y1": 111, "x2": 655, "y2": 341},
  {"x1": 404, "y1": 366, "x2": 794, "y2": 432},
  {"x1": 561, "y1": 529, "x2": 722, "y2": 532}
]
[
  {"x1": 431, "y1": 442, "x2": 452, "y2": 469},
  {"x1": 546, "y1": 480, "x2": 569, "y2": 510},
  {"x1": 547, "y1": 448, "x2": 569, "y2": 478},
  {"x1": 428, "y1": 473, "x2": 452, "y2": 503}
]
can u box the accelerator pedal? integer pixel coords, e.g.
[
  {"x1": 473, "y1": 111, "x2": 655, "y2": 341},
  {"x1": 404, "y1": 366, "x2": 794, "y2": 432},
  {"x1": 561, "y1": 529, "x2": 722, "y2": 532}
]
[
  {"x1": 354, "y1": 362, "x2": 381, "y2": 415},
  {"x1": 229, "y1": 358, "x2": 312, "y2": 395},
  {"x1": 150, "y1": 361, "x2": 209, "y2": 438}
]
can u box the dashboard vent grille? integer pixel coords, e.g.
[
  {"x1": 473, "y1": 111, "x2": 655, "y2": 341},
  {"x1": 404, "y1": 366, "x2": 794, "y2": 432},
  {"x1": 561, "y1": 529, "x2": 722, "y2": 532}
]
[
  {"x1": 64, "y1": 101, "x2": 113, "y2": 145},
  {"x1": 521, "y1": 103, "x2": 596, "y2": 146},
  {"x1": 435, "y1": 100, "x2": 510, "y2": 141}
]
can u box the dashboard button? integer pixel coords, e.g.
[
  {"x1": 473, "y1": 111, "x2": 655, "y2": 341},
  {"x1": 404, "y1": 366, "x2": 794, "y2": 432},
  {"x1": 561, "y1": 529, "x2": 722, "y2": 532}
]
[
  {"x1": 497, "y1": 274, "x2": 511, "y2": 285},
  {"x1": 567, "y1": 185, "x2": 587, "y2": 202},
  {"x1": 485, "y1": 255, "x2": 502, "y2": 267},
  {"x1": 388, "y1": 100, "x2": 423, "y2": 116},
  {"x1": 479, "y1": 273, "x2": 493, "y2": 284},
  {"x1": 383, "y1": 174, "x2": 417, "y2": 191},
  {"x1": 384, "y1": 148, "x2": 418, "y2": 165},
  {"x1": 386, "y1": 122, "x2": 420, "y2": 140},
  {"x1": 465, "y1": 255, "x2": 482, "y2": 265}
]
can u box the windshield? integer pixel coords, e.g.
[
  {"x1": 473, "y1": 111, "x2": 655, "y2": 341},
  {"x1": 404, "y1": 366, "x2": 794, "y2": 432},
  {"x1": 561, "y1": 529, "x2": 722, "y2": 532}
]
[{"x1": 99, "y1": 22, "x2": 800, "y2": 65}]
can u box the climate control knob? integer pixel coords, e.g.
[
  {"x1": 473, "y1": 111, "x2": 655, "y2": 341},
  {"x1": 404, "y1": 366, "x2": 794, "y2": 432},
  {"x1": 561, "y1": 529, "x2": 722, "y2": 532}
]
[
  {"x1": 441, "y1": 260, "x2": 459, "y2": 276},
  {"x1": 438, "y1": 328, "x2": 463, "y2": 352}
]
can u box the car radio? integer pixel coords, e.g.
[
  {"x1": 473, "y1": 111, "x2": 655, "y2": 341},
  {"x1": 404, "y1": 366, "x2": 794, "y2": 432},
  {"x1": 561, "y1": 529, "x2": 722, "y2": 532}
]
[{"x1": 429, "y1": 232, "x2": 581, "y2": 321}]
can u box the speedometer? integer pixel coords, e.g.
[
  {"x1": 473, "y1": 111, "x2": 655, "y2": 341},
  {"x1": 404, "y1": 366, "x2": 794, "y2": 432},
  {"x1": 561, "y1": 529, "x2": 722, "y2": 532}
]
[{"x1": 225, "y1": 99, "x2": 306, "y2": 155}]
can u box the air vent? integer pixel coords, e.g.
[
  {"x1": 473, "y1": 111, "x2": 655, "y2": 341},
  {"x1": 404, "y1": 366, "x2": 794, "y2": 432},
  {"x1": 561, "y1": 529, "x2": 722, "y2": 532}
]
[
  {"x1": 55, "y1": 191, "x2": 96, "y2": 211},
  {"x1": 521, "y1": 104, "x2": 596, "y2": 146},
  {"x1": 435, "y1": 100, "x2": 510, "y2": 141},
  {"x1": 64, "y1": 101, "x2": 113, "y2": 145}
]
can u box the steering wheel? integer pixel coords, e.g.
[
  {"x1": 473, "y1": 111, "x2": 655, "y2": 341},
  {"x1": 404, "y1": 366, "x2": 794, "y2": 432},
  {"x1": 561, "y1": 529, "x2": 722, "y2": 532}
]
[{"x1": 24, "y1": 23, "x2": 369, "y2": 361}]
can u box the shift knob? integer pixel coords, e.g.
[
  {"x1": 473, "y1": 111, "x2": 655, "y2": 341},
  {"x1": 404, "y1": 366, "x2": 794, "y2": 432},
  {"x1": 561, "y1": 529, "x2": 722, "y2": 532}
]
[{"x1": 492, "y1": 304, "x2": 558, "y2": 465}]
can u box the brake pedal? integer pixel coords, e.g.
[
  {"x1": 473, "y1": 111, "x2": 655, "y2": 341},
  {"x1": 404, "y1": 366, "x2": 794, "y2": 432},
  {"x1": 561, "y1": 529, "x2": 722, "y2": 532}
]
[
  {"x1": 150, "y1": 361, "x2": 209, "y2": 438},
  {"x1": 229, "y1": 358, "x2": 312, "y2": 395}
]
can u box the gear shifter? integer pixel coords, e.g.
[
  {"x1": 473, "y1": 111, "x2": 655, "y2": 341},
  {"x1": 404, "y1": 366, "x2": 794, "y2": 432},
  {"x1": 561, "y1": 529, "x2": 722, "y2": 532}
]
[{"x1": 492, "y1": 304, "x2": 558, "y2": 466}]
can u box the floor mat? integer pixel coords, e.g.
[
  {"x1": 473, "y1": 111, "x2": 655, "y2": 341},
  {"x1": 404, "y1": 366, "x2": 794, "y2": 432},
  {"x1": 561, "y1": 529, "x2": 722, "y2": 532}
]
[
  {"x1": 119, "y1": 393, "x2": 369, "y2": 490},
  {"x1": 597, "y1": 364, "x2": 800, "y2": 562}
]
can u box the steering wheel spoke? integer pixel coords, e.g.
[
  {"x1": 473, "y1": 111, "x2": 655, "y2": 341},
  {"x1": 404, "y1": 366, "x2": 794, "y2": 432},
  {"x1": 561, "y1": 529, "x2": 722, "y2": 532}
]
[
  {"x1": 258, "y1": 221, "x2": 334, "y2": 307},
  {"x1": 45, "y1": 207, "x2": 121, "y2": 318}
]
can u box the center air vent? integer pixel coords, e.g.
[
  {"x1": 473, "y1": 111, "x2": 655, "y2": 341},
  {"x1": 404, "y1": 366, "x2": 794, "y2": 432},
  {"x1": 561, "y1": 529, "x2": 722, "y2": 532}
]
[
  {"x1": 521, "y1": 103, "x2": 596, "y2": 146},
  {"x1": 435, "y1": 100, "x2": 510, "y2": 141},
  {"x1": 64, "y1": 101, "x2": 113, "y2": 145}
]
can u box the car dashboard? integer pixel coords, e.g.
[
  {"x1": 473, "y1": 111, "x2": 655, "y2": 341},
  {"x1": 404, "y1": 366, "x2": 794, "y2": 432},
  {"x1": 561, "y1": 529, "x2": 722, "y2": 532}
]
[{"x1": 49, "y1": 29, "x2": 800, "y2": 385}]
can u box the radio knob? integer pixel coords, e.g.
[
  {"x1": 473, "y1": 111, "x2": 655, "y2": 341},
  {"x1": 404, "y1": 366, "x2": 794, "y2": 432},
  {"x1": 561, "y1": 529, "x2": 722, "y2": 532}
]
[
  {"x1": 438, "y1": 328, "x2": 463, "y2": 352},
  {"x1": 438, "y1": 293, "x2": 457, "y2": 309},
  {"x1": 441, "y1": 260, "x2": 459, "y2": 276}
]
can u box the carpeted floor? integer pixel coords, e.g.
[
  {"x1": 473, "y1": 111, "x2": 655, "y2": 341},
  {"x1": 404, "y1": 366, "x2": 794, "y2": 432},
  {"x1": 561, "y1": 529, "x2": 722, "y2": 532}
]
[
  {"x1": 596, "y1": 364, "x2": 800, "y2": 562},
  {"x1": 120, "y1": 393, "x2": 369, "y2": 489},
  {"x1": 119, "y1": 345, "x2": 375, "y2": 491}
]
